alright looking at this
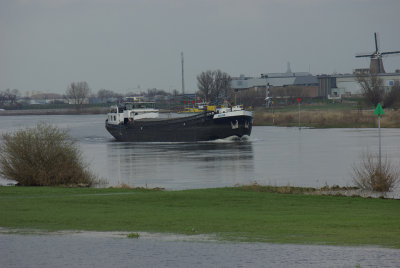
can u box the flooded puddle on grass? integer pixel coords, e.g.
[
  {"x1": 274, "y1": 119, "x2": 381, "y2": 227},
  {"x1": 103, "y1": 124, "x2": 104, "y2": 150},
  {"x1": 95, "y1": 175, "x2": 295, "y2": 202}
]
[{"x1": 1, "y1": 231, "x2": 399, "y2": 268}]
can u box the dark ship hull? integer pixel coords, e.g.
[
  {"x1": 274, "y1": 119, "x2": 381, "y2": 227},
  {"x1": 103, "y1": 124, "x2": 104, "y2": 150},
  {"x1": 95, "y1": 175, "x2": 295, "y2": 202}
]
[{"x1": 105, "y1": 112, "x2": 252, "y2": 142}]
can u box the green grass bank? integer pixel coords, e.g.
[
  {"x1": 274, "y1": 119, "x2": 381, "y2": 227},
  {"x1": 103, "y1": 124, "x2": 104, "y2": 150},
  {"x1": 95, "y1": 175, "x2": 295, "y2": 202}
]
[{"x1": 1, "y1": 186, "x2": 399, "y2": 248}]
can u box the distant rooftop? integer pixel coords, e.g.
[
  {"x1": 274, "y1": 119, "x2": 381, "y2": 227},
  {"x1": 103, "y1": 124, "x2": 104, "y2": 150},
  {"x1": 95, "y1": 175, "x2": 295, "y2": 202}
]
[
  {"x1": 261, "y1": 72, "x2": 313, "y2": 78},
  {"x1": 231, "y1": 71, "x2": 318, "y2": 89}
]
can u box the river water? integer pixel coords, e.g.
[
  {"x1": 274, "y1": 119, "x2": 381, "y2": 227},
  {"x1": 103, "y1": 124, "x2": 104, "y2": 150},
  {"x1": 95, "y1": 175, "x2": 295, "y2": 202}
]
[{"x1": 1, "y1": 114, "x2": 400, "y2": 192}]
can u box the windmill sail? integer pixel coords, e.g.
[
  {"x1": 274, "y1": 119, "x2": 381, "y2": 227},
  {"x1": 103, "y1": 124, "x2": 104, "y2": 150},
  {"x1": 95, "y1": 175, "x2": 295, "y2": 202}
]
[{"x1": 355, "y1": 32, "x2": 400, "y2": 73}]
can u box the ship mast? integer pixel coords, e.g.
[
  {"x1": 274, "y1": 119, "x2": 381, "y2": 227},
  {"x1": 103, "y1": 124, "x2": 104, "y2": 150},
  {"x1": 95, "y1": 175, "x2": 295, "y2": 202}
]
[{"x1": 181, "y1": 52, "x2": 185, "y2": 95}]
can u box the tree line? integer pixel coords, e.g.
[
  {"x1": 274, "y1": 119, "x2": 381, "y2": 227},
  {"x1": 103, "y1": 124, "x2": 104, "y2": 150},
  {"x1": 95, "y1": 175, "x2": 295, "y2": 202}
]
[
  {"x1": 0, "y1": 84, "x2": 176, "y2": 107},
  {"x1": 0, "y1": 89, "x2": 20, "y2": 105},
  {"x1": 3, "y1": 70, "x2": 399, "y2": 109},
  {"x1": 196, "y1": 70, "x2": 233, "y2": 104}
]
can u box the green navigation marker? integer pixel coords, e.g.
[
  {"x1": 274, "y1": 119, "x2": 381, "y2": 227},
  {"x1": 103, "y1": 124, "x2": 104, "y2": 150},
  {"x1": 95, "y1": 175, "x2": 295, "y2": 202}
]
[
  {"x1": 374, "y1": 103, "x2": 385, "y2": 116},
  {"x1": 374, "y1": 103, "x2": 384, "y2": 170}
]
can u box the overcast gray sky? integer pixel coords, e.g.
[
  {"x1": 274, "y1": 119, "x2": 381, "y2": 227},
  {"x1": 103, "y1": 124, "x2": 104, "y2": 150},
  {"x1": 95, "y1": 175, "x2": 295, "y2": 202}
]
[{"x1": 1, "y1": 0, "x2": 399, "y2": 95}]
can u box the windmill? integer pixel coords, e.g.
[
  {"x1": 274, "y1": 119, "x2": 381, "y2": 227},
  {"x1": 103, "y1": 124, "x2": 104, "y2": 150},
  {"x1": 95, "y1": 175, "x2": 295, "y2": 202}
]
[{"x1": 355, "y1": 32, "x2": 400, "y2": 74}]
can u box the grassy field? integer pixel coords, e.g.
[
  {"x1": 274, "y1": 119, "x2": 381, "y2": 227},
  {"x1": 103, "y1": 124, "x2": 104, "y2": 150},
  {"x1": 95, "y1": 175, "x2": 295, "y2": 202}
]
[
  {"x1": 264, "y1": 101, "x2": 360, "y2": 112},
  {"x1": 253, "y1": 103, "x2": 400, "y2": 128},
  {"x1": 1, "y1": 186, "x2": 399, "y2": 248}
]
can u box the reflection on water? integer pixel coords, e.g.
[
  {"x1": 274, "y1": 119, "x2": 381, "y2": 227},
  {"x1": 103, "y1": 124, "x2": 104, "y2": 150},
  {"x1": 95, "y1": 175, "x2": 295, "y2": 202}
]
[{"x1": 105, "y1": 140, "x2": 254, "y2": 189}]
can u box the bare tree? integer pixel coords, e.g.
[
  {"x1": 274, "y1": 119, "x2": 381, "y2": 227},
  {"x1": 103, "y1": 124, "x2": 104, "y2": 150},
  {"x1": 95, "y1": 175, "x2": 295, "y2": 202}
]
[
  {"x1": 97, "y1": 89, "x2": 121, "y2": 102},
  {"x1": 356, "y1": 74, "x2": 384, "y2": 107},
  {"x1": 197, "y1": 70, "x2": 232, "y2": 103},
  {"x1": 0, "y1": 89, "x2": 20, "y2": 105},
  {"x1": 352, "y1": 152, "x2": 399, "y2": 192},
  {"x1": 212, "y1": 70, "x2": 232, "y2": 103},
  {"x1": 66, "y1": 81, "x2": 90, "y2": 109},
  {"x1": 197, "y1": 70, "x2": 214, "y2": 102},
  {"x1": 146, "y1": 88, "x2": 168, "y2": 98},
  {"x1": 10, "y1": 89, "x2": 20, "y2": 104},
  {"x1": 0, "y1": 91, "x2": 4, "y2": 105},
  {"x1": 172, "y1": 89, "x2": 180, "y2": 96},
  {"x1": 97, "y1": 89, "x2": 112, "y2": 102}
]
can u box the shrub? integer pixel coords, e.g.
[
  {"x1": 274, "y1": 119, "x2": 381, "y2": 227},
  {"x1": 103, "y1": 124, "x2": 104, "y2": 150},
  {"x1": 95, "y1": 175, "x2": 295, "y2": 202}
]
[
  {"x1": 352, "y1": 152, "x2": 399, "y2": 192},
  {"x1": 127, "y1": 232, "x2": 140, "y2": 239},
  {"x1": 0, "y1": 123, "x2": 98, "y2": 186}
]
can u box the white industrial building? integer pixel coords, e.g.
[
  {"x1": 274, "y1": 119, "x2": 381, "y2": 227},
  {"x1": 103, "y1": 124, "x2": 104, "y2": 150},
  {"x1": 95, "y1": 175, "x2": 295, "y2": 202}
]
[{"x1": 318, "y1": 71, "x2": 400, "y2": 99}]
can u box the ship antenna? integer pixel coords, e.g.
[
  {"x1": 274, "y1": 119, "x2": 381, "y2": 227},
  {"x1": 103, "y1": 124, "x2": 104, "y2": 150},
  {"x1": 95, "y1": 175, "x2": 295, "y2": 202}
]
[{"x1": 181, "y1": 52, "x2": 185, "y2": 95}]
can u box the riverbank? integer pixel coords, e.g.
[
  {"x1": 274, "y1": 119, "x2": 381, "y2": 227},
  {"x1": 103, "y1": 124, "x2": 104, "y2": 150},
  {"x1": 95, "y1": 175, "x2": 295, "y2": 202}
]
[
  {"x1": 1, "y1": 186, "x2": 399, "y2": 248},
  {"x1": 253, "y1": 107, "x2": 400, "y2": 128}
]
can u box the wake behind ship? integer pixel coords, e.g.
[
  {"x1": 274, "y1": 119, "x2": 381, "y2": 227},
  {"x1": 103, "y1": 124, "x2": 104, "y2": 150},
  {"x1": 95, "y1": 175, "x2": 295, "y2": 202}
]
[{"x1": 105, "y1": 97, "x2": 253, "y2": 142}]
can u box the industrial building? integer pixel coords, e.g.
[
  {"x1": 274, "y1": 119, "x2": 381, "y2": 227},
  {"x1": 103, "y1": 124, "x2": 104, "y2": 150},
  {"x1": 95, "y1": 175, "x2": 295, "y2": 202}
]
[
  {"x1": 318, "y1": 71, "x2": 400, "y2": 99},
  {"x1": 231, "y1": 68, "x2": 400, "y2": 100},
  {"x1": 231, "y1": 63, "x2": 319, "y2": 99}
]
